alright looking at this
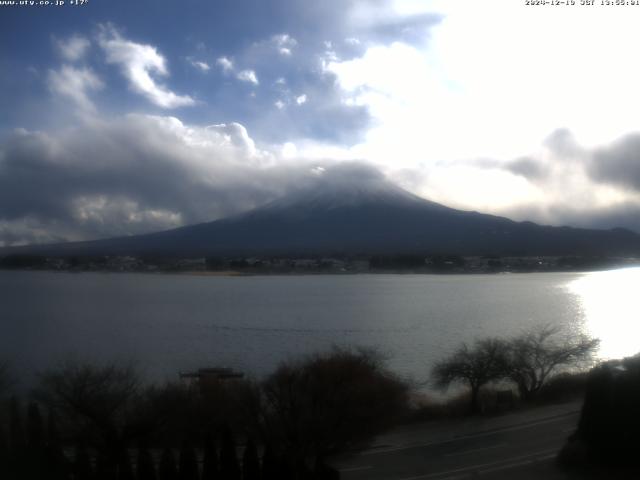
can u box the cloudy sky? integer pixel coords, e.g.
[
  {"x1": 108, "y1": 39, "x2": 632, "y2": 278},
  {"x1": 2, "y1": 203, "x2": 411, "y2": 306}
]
[{"x1": 2, "y1": 0, "x2": 640, "y2": 245}]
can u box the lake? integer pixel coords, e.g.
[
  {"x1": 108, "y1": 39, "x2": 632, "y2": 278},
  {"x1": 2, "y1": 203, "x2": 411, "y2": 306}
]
[{"x1": 1, "y1": 268, "x2": 639, "y2": 387}]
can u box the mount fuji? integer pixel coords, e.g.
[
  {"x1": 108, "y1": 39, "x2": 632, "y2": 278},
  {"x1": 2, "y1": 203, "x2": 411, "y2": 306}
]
[{"x1": 3, "y1": 169, "x2": 640, "y2": 258}]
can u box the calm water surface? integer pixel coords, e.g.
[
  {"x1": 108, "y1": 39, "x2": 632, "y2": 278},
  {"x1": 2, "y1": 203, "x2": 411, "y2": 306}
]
[{"x1": 1, "y1": 268, "x2": 638, "y2": 385}]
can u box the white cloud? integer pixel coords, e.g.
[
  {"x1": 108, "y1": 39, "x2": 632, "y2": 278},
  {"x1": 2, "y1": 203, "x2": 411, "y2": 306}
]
[
  {"x1": 216, "y1": 56, "x2": 234, "y2": 73},
  {"x1": 271, "y1": 33, "x2": 297, "y2": 56},
  {"x1": 216, "y1": 56, "x2": 258, "y2": 85},
  {"x1": 54, "y1": 34, "x2": 91, "y2": 62},
  {"x1": 326, "y1": 41, "x2": 459, "y2": 166},
  {"x1": 48, "y1": 65, "x2": 103, "y2": 112},
  {"x1": 274, "y1": 100, "x2": 286, "y2": 110},
  {"x1": 206, "y1": 122, "x2": 257, "y2": 156},
  {"x1": 0, "y1": 114, "x2": 312, "y2": 244},
  {"x1": 189, "y1": 59, "x2": 210, "y2": 72},
  {"x1": 295, "y1": 94, "x2": 307, "y2": 105},
  {"x1": 281, "y1": 142, "x2": 297, "y2": 158},
  {"x1": 97, "y1": 25, "x2": 194, "y2": 109},
  {"x1": 237, "y1": 69, "x2": 259, "y2": 85}
]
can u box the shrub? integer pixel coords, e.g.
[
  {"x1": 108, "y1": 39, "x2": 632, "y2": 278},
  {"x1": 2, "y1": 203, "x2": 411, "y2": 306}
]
[{"x1": 260, "y1": 346, "x2": 410, "y2": 471}]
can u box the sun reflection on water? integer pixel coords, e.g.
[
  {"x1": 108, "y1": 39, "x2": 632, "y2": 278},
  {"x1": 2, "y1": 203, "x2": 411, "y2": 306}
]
[{"x1": 568, "y1": 267, "x2": 640, "y2": 360}]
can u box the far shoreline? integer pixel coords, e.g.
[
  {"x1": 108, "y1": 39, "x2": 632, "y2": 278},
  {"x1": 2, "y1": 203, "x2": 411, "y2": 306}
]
[{"x1": 2, "y1": 263, "x2": 639, "y2": 277}]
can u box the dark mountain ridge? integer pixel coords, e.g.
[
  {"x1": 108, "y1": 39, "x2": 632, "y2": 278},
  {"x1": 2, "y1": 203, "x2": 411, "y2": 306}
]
[{"x1": 2, "y1": 176, "x2": 640, "y2": 258}]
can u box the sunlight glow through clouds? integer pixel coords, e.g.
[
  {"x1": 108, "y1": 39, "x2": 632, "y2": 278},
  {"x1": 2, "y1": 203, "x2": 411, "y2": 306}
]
[
  {"x1": 329, "y1": 0, "x2": 640, "y2": 166},
  {"x1": 429, "y1": 0, "x2": 640, "y2": 149},
  {"x1": 295, "y1": 0, "x2": 640, "y2": 223},
  {"x1": 419, "y1": 167, "x2": 544, "y2": 213}
]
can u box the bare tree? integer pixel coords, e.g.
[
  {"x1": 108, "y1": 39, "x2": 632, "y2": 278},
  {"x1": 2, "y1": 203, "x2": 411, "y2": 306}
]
[
  {"x1": 33, "y1": 362, "x2": 142, "y2": 460},
  {"x1": 431, "y1": 338, "x2": 508, "y2": 414},
  {"x1": 504, "y1": 325, "x2": 599, "y2": 401}
]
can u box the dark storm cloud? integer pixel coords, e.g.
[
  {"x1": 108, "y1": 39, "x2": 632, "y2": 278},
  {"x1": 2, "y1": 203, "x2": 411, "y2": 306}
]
[
  {"x1": 472, "y1": 128, "x2": 640, "y2": 192},
  {"x1": 589, "y1": 133, "x2": 640, "y2": 191},
  {"x1": 498, "y1": 129, "x2": 582, "y2": 182},
  {"x1": 0, "y1": 116, "x2": 382, "y2": 245},
  {"x1": 0, "y1": 118, "x2": 282, "y2": 243}
]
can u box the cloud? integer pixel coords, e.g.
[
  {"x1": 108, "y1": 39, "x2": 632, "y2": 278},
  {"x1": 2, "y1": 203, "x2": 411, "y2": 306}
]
[
  {"x1": 236, "y1": 69, "x2": 259, "y2": 85},
  {"x1": 270, "y1": 33, "x2": 298, "y2": 56},
  {"x1": 54, "y1": 34, "x2": 91, "y2": 62},
  {"x1": 48, "y1": 65, "x2": 104, "y2": 112},
  {"x1": 214, "y1": 28, "x2": 372, "y2": 143},
  {"x1": 97, "y1": 25, "x2": 194, "y2": 109},
  {"x1": 206, "y1": 122, "x2": 256, "y2": 156},
  {"x1": 196, "y1": 4, "x2": 440, "y2": 145},
  {"x1": 216, "y1": 56, "x2": 258, "y2": 85},
  {"x1": 590, "y1": 133, "x2": 640, "y2": 192},
  {"x1": 4, "y1": 108, "x2": 640, "y2": 247},
  {"x1": 188, "y1": 59, "x2": 210, "y2": 72},
  {"x1": 542, "y1": 128, "x2": 581, "y2": 158},
  {"x1": 216, "y1": 56, "x2": 234, "y2": 73},
  {"x1": 203, "y1": 5, "x2": 439, "y2": 145},
  {"x1": 497, "y1": 201, "x2": 640, "y2": 234},
  {"x1": 246, "y1": 33, "x2": 299, "y2": 59},
  {"x1": 484, "y1": 129, "x2": 640, "y2": 195},
  {"x1": 362, "y1": 12, "x2": 441, "y2": 45},
  {"x1": 505, "y1": 157, "x2": 548, "y2": 182},
  {"x1": 0, "y1": 114, "x2": 366, "y2": 246},
  {"x1": 313, "y1": 160, "x2": 384, "y2": 184},
  {"x1": 314, "y1": 0, "x2": 640, "y2": 169},
  {"x1": 459, "y1": 129, "x2": 640, "y2": 232}
]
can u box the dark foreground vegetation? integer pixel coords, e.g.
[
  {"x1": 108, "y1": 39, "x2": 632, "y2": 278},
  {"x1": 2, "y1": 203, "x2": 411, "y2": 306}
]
[
  {"x1": 0, "y1": 348, "x2": 409, "y2": 480},
  {"x1": 1, "y1": 327, "x2": 635, "y2": 479},
  {"x1": 558, "y1": 354, "x2": 640, "y2": 477}
]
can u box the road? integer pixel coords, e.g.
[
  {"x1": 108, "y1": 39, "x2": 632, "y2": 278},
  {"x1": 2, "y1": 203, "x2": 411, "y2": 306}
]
[{"x1": 336, "y1": 403, "x2": 581, "y2": 480}]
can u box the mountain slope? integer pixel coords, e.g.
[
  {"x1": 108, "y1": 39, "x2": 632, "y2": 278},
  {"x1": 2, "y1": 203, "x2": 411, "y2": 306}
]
[{"x1": 3, "y1": 175, "x2": 640, "y2": 258}]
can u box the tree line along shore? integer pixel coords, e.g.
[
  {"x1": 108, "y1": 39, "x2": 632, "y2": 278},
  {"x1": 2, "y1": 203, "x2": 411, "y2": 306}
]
[{"x1": 1, "y1": 253, "x2": 637, "y2": 274}]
